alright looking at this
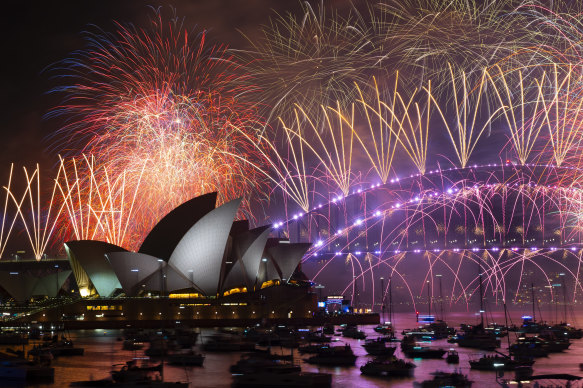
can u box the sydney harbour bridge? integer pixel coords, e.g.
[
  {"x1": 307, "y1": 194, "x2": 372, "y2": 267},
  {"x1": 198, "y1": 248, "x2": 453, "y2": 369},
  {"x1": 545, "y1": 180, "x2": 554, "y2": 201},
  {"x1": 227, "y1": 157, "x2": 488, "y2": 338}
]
[{"x1": 276, "y1": 162, "x2": 582, "y2": 313}]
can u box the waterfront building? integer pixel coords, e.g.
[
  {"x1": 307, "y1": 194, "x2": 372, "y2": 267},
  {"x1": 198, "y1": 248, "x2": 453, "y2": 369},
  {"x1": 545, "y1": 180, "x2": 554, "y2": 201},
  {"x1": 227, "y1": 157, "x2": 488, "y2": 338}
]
[{"x1": 0, "y1": 192, "x2": 318, "y2": 327}]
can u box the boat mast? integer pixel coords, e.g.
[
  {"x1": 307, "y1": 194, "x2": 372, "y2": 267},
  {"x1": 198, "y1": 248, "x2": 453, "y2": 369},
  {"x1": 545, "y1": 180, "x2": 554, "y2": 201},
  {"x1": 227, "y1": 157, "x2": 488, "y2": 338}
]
[
  {"x1": 389, "y1": 276, "x2": 393, "y2": 325},
  {"x1": 437, "y1": 274, "x2": 445, "y2": 321},
  {"x1": 479, "y1": 259, "x2": 484, "y2": 327},
  {"x1": 353, "y1": 275, "x2": 358, "y2": 313},
  {"x1": 380, "y1": 277, "x2": 385, "y2": 323},
  {"x1": 427, "y1": 279, "x2": 432, "y2": 317},
  {"x1": 503, "y1": 301, "x2": 511, "y2": 353},
  {"x1": 531, "y1": 282, "x2": 536, "y2": 323},
  {"x1": 562, "y1": 275, "x2": 567, "y2": 324}
]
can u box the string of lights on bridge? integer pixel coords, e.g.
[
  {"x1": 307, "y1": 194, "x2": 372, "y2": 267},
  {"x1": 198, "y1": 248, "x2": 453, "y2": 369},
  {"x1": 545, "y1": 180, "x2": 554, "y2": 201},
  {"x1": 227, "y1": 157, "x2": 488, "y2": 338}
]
[{"x1": 268, "y1": 162, "x2": 583, "y2": 259}]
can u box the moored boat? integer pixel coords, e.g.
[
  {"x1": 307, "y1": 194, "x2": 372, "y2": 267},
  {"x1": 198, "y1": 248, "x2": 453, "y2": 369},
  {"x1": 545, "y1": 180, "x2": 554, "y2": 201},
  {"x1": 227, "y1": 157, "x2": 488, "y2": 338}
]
[
  {"x1": 362, "y1": 338, "x2": 396, "y2": 357},
  {"x1": 0, "y1": 351, "x2": 54, "y2": 381},
  {"x1": 403, "y1": 320, "x2": 455, "y2": 340},
  {"x1": 232, "y1": 371, "x2": 332, "y2": 387},
  {"x1": 298, "y1": 344, "x2": 326, "y2": 354},
  {"x1": 111, "y1": 360, "x2": 162, "y2": 382},
  {"x1": 509, "y1": 336, "x2": 550, "y2": 358},
  {"x1": 401, "y1": 335, "x2": 446, "y2": 359},
  {"x1": 144, "y1": 339, "x2": 178, "y2": 357},
  {"x1": 469, "y1": 354, "x2": 534, "y2": 371},
  {"x1": 550, "y1": 322, "x2": 583, "y2": 339},
  {"x1": 305, "y1": 344, "x2": 357, "y2": 366},
  {"x1": 448, "y1": 323, "x2": 500, "y2": 350},
  {"x1": 402, "y1": 346, "x2": 447, "y2": 359},
  {"x1": 413, "y1": 371, "x2": 472, "y2": 388},
  {"x1": 303, "y1": 331, "x2": 331, "y2": 343},
  {"x1": 519, "y1": 315, "x2": 548, "y2": 334},
  {"x1": 0, "y1": 331, "x2": 28, "y2": 345},
  {"x1": 122, "y1": 339, "x2": 144, "y2": 351},
  {"x1": 166, "y1": 349, "x2": 205, "y2": 366},
  {"x1": 446, "y1": 349, "x2": 460, "y2": 364},
  {"x1": 202, "y1": 334, "x2": 255, "y2": 352},
  {"x1": 538, "y1": 331, "x2": 571, "y2": 352},
  {"x1": 322, "y1": 324, "x2": 334, "y2": 335},
  {"x1": 70, "y1": 359, "x2": 187, "y2": 387},
  {"x1": 230, "y1": 354, "x2": 300, "y2": 375},
  {"x1": 70, "y1": 378, "x2": 188, "y2": 387},
  {"x1": 374, "y1": 323, "x2": 394, "y2": 336},
  {"x1": 360, "y1": 357, "x2": 415, "y2": 378},
  {"x1": 342, "y1": 326, "x2": 366, "y2": 340},
  {"x1": 29, "y1": 337, "x2": 84, "y2": 357}
]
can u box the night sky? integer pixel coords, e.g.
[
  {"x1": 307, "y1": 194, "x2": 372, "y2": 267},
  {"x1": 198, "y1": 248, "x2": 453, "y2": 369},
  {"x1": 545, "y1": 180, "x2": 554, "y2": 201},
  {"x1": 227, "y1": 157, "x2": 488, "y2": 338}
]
[
  {"x1": 0, "y1": 0, "x2": 366, "y2": 254},
  {"x1": 0, "y1": 1, "x2": 579, "y2": 305},
  {"x1": 0, "y1": 0, "x2": 308, "y2": 253},
  {"x1": 0, "y1": 0, "x2": 316, "y2": 169}
]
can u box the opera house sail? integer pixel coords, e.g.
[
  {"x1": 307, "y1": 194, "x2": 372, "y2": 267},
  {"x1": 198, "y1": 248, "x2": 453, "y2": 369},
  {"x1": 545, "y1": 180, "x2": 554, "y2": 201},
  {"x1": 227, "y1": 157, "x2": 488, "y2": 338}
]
[{"x1": 3, "y1": 191, "x2": 318, "y2": 326}]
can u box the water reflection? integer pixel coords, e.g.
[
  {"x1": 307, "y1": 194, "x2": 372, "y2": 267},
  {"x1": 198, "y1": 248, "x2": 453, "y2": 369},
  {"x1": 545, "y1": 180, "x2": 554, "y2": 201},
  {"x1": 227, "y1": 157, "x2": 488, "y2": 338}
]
[{"x1": 16, "y1": 311, "x2": 583, "y2": 387}]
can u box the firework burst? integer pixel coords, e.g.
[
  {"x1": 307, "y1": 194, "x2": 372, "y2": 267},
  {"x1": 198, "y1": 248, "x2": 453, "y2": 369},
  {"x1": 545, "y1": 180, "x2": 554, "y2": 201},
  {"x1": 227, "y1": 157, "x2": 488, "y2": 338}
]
[
  {"x1": 241, "y1": 1, "x2": 387, "y2": 127},
  {"x1": 48, "y1": 9, "x2": 268, "y2": 246}
]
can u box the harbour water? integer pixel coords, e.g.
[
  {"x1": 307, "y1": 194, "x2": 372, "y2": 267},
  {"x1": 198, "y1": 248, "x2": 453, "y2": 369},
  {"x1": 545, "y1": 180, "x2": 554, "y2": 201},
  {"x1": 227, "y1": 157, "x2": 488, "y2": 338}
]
[{"x1": 15, "y1": 310, "x2": 583, "y2": 387}]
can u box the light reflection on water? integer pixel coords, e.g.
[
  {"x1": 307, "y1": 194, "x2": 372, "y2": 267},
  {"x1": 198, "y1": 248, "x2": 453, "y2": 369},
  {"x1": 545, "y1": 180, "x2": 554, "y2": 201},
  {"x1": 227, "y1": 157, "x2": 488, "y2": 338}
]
[{"x1": 17, "y1": 310, "x2": 583, "y2": 387}]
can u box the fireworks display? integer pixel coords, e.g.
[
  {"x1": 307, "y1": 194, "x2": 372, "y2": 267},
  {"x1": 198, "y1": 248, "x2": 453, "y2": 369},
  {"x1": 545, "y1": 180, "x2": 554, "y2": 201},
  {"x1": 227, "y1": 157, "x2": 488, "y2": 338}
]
[
  {"x1": 7, "y1": 1, "x2": 583, "y2": 310},
  {"x1": 240, "y1": 1, "x2": 387, "y2": 127},
  {"x1": 48, "y1": 10, "x2": 268, "y2": 244}
]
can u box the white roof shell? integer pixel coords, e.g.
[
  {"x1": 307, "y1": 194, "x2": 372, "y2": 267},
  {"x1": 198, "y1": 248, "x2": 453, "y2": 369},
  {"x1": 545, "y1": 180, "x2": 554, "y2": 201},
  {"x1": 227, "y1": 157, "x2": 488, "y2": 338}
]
[
  {"x1": 64, "y1": 240, "x2": 125, "y2": 297},
  {"x1": 267, "y1": 243, "x2": 311, "y2": 282},
  {"x1": 169, "y1": 198, "x2": 241, "y2": 296},
  {"x1": 0, "y1": 270, "x2": 72, "y2": 301},
  {"x1": 106, "y1": 252, "x2": 163, "y2": 296}
]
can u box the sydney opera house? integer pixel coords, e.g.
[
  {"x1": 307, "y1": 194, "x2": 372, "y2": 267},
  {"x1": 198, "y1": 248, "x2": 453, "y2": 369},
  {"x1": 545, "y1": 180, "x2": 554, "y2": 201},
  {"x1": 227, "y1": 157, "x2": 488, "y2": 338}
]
[{"x1": 1, "y1": 193, "x2": 317, "y2": 327}]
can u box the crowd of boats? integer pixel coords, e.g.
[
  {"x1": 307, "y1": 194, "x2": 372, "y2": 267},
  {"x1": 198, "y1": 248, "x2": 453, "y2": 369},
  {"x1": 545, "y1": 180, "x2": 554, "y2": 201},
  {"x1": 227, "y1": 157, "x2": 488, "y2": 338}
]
[
  {"x1": 112, "y1": 324, "x2": 474, "y2": 387},
  {"x1": 0, "y1": 331, "x2": 87, "y2": 383},
  {"x1": 216, "y1": 314, "x2": 582, "y2": 387},
  {"x1": 0, "y1": 311, "x2": 581, "y2": 387}
]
